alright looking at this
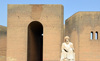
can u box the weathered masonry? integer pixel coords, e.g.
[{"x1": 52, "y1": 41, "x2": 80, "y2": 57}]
[
  {"x1": 0, "y1": 5, "x2": 100, "y2": 61},
  {"x1": 0, "y1": 25, "x2": 7, "y2": 61},
  {"x1": 65, "y1": 12, "x2": 100, "y2": 61},
  {"x1": 7, "y1": 5, "x2": 64, "y2": 61}
]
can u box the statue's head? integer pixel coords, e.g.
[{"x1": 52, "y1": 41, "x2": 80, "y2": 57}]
[{"x1": 64, "y1": 36, "x2": 69, "y2": 43}]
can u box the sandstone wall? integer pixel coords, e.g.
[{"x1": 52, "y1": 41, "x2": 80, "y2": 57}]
[
  {"x1": 65, "y1": 12, "x2": 100, "y2": 61},
  {"x1": 7, "y1": 4, "x2": 64, "y2": 61},
  {"x1": 0, "y1": 25, "x2": 7, "y2": 61}
]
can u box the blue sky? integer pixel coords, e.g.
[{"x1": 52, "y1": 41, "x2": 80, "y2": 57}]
[{"x1": 0, "y1": 0, "x2": 100, "y2": 26}]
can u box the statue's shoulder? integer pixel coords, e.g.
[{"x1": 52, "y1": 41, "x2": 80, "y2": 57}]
[
  {"x1": 69, "y1": 42, "x2": 73, "y2": 45},
  {"x1": 62, "y1": 42, "x2": 66, "y2": 45}
]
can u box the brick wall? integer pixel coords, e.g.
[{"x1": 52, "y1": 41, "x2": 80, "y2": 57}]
[
  {"x1": 65, "y1": 12, "x2": 100, "y2": 61},
  {"x1": 7, "y1": 5, "x2": 64, "y2": 61},
  {"x1": 0, "y1": 25, "x2": 7, "y2": 61}
]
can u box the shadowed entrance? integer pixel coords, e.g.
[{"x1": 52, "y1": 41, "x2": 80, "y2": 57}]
[{"x1": 28, "y1": 21, "x2": 43, "y2": 61}]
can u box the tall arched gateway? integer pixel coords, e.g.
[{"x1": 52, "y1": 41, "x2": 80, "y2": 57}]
[
  {"x1": 28, "y1": 21, "x2": 43, "y2": 61},
  {"x1": 7, "y1": 5, "x2": 63, "y2": 61}
]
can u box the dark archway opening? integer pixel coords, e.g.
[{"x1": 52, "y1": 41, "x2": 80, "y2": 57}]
[{"x1": 28, "y1": 21, "x2": 43, "y2": 61}]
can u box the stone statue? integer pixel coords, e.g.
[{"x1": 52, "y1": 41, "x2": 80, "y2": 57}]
[{"x1": 60, "y1": 36, "x2": 75, "y2": 61}]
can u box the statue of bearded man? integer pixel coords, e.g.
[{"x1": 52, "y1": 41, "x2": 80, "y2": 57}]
[{"x1": 60, "y1": 36, "x2": 75, "y2": 61}]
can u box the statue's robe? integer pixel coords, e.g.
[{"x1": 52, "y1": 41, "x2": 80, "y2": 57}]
[{"x1": 60, "y1": 42, "x2": 75, "y2": 61}]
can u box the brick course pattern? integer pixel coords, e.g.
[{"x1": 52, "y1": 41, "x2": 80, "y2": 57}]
[
  {"x1": 7, "y1": 4, "x2": 64, "y2": 61},
  {"x1": 0, "y1": 25, "x2": 7, "y2": 61},
  {"x1": 65, "y1": 12, "x2": 100, "y2": 61}
]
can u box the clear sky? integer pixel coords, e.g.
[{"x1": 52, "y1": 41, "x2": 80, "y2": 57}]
[{"x1": 0, "y1": 0, "x2": 100, "y2": 26}]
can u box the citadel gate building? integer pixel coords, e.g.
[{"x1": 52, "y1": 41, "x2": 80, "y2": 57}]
[
  {"x1": 0, "y1": 4, "x2": 100, "y2": 61},
  {"x1": 7, "y1": 4, "x2": 64, "y2": 61},
  {"x1": 65, "y1": 12, "x2": 100, "y2": 61}
]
